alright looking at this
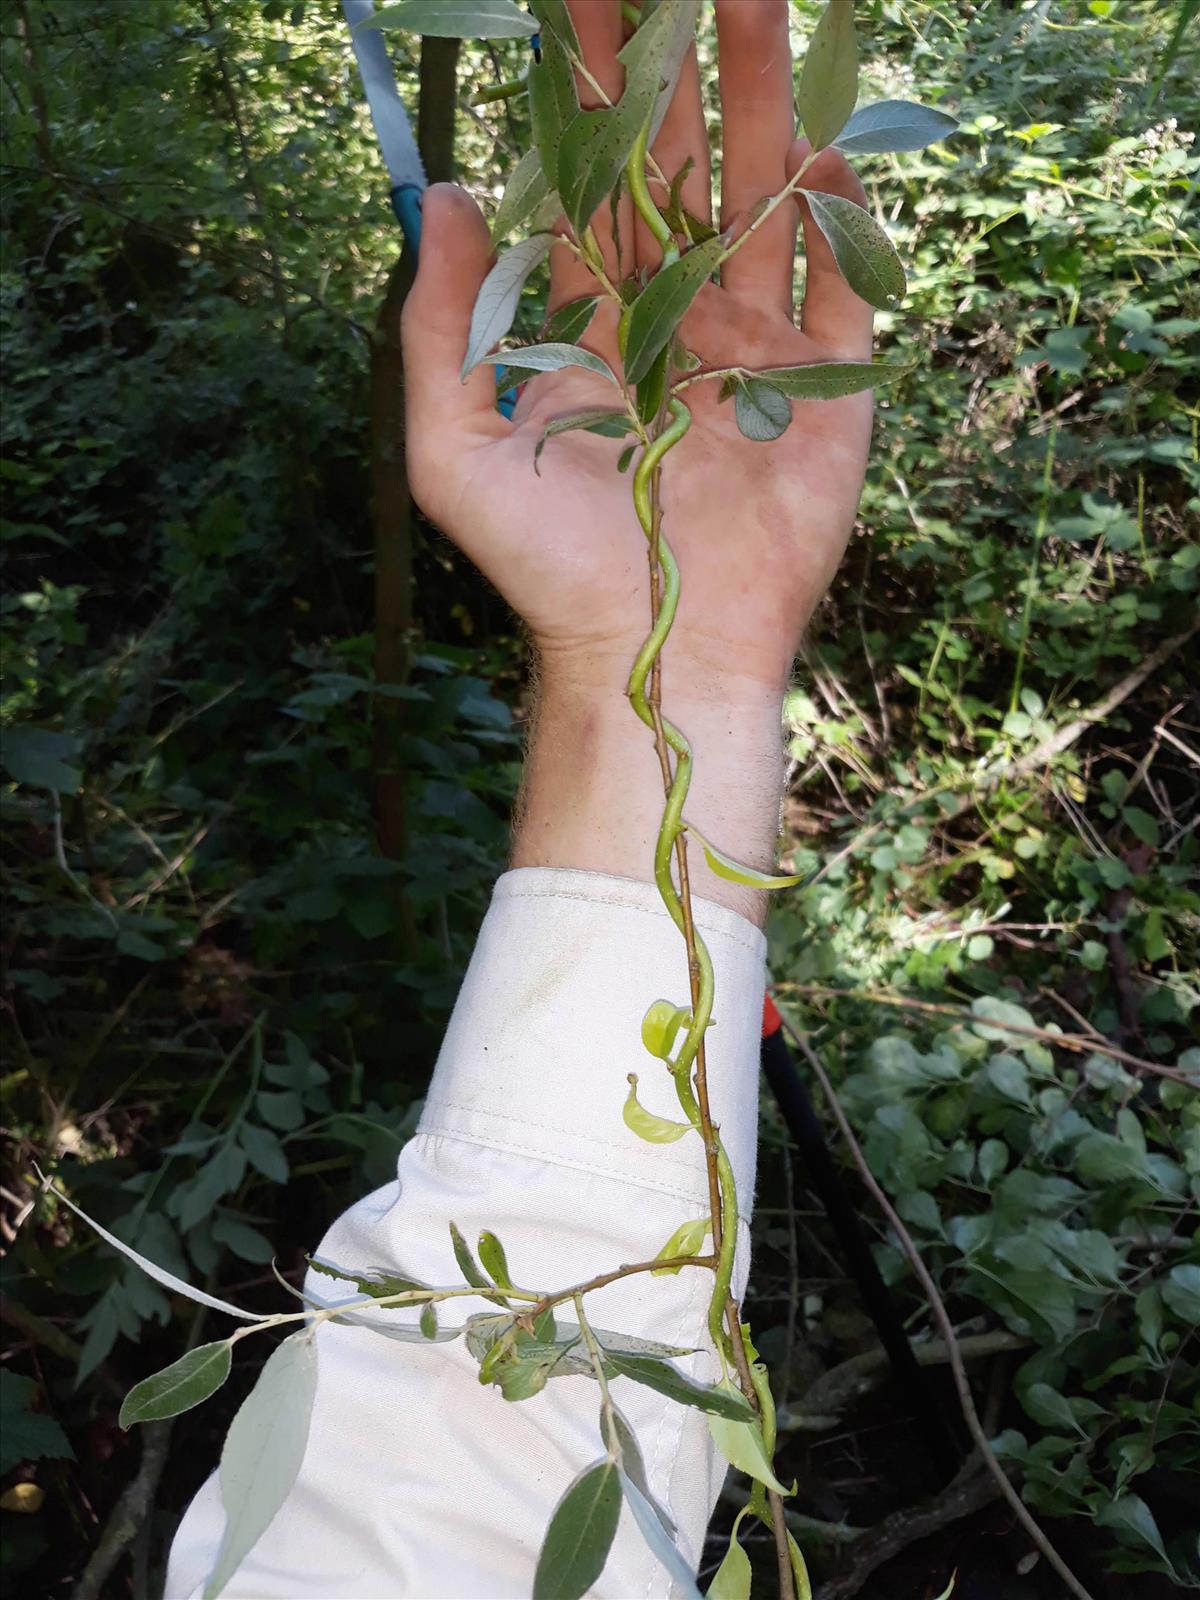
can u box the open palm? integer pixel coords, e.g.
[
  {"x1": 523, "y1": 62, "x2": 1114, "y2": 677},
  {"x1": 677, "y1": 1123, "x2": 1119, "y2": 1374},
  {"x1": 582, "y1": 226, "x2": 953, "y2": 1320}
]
[{"x1": 403, "y1": 0, "x2": 875, "y2": 700}]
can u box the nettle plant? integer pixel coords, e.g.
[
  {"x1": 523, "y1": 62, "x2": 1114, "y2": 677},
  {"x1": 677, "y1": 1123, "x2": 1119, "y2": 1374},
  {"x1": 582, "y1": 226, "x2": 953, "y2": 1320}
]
[{"x1": 50, "y1": 2, "x2": 957, "y2": 1596}]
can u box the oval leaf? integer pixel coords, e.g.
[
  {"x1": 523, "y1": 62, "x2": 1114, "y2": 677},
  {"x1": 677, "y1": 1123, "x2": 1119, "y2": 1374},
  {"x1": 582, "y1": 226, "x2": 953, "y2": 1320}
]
[
  {"x1": 478, "y1": 1229, "x2": 514, "y2": 1291},
  {"x1": 688, "y1": 825, "x2": 802, "y2": 890},
  {"x1": 745, "y1": 360, "x2": 911, "y2": 400},
  {"x1": 734, "y1": 378, "x2": 792, "y2": 442},
  {"x1": 532, "y1": 1459, "x2": 621, "y2": 1600},
  {"x1": 120, "y1": 1341, "x2": 232, "y2": 1428},
  {"x1": 477, "y1": 341, "x2": 617, "y2": 385},
  {"x1": 544, "y1": 295, "x2": 600, "y2": 344},
  {"x1": 834, "y1": 99, "x2": 959, "y2": 155},
  {"x1": 707, "y1": 1390, "x2": 789, "y2": 1496},
  {"x1": 369, "y1": 0, "x2": 538, "y2": 38},
  {"x1": 803, "y1": 192, "x2": 906, "y2": 310},
  {"x1": 528, "y1": 23, "x2": 579, "y2": 180},
  {"x1": 623, "y1": 1075, "x2": 692, "y2": 1143},
  {"x1": 203, "y1": 1332, "x2": 318, "y2": 1600},
  {"x1": 798, "y1": 1, "x2": 859, "y2": 152},
  {"x1": 641, "y1": 999, "x2": 690, "y2": 1061},
  {"x1": 708, "y1": 1519, "x2": 752, "y2": 1600},
  {"x1": 625, "y1": 236, "x2": 724, "y2": 385},
  {"x1": 492, "y1": 148, "x2": 553, "y2": 243},
  {"x1": 462, "y1": 235, "x2": 553, "y2": 377}
]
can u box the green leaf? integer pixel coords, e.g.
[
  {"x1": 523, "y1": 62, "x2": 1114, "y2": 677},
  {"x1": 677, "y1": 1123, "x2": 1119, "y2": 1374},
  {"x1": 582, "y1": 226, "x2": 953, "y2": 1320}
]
[
  {"x1": 0, "y1": 726, "x2": 83, "y2": 794},
  {"x1": 0, "y1": 1372, "x2": 74, "y2": 1474},
  {"x1": 450, "y1": 1221, "x2": 508, "y2": 1304},
  {"x1": 544, "y1": 295, "x2": 600, "y2": 345},
  {"x1": 834, "y1": 100, "x2": 959, "y2": 155},
  {"x1": 652, "y1": 1216, "x2": 709, "y2": 1274},
  {"x1": 798, "y1": 0, "x2": 858, "y2": 152},
  {"x1": 601, "y1": 1405, "x2": 675, "y2": 1536},
  {"x1": 492, "y1": 148, "x2": 554, "y2": 243},
  {"x1": 534, "y1": 407, "x2": 633, "y2": 472},
  {"x1": 623, "y1": 0, "x2": 701, "y2": 146},
  {"x1": 211, "y1": 1213, "x2": 274, "y2": 1264},
  {"x1": 369, "y1": 0, "x2": 537, "y2": 38},
  {"x1": 624, "y1": 236, "x2": 723, "y2": 386},
  {"x1": 528, "y1": 18, "x2": 578, "y2": 180},
  {"x1": 641, "y1": 999, "x2": 690, "y2": 1060},
  {"x1": 623, "y1": 1075, "x2": 692, "y2": 1143},
  {"x1": 477, "y1": 341, "x2": 617, "y2": 385},
  {"x1": 532, "y1": 1459, "x2": 621, "y2": 1600},
  {"x1": 803, "y1": 192, "x2": 906, "y2": 310},
  {"x1": 238, "y1": 1122, "x2": 288, "y2": 1183},
  {"x1": 787, "y1": 1531, "x2": 814, "y2": 1600},
  {"x1": 708, "y1": 1514, "x2": 752, "y2": 1599},
  {"x1": 419, "y1": 1301, "x2": 438, "y2": 1340},
  {"x1": 1162, "y1": 1263, "x2": 1200, "y2": 1323},
  {"x1": 1095, "y1": 1494, "x2": 1174, "y2": 1569},
  {"x1": 478, "y1": 1229, "x2": 515, "y2": 1290},
  {"x1": 203, "y1": 1332, "x2": 318, "y2": 1600},
  {"x1": 604, "y1": 1350, "x2": 754, "y2": 1420},
  {"x1": 734, "y1": 378, "x2": 792, "y2": 442},
  {"x1": 120, "y1": 1340, "x2": 232, "y2": 1427},
  {"x1": 708, "y1": 1386, "x2": 789, "y2": 1493},
  {"x1": 462, "y1": 235, "x2": 553, "y2": 377},
  {"x1": 688, "y1": 825, "x2": 802, "y2": 889},
  {"x1": 307, "y1": 1255, "x2": 428, "y2": 1299},
  {"x1": 744, "y1": 360, "x2": 910, "y2": 401}
]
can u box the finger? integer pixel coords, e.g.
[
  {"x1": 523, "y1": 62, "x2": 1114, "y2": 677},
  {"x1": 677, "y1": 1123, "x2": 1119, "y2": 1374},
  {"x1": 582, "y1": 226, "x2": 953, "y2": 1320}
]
[
  {"x1": 789, "y1": 141, "x2": 875, "y2": 359},
  {"x1": 401, "y1": 186, "x2": 506, "y2": 512},
  {"x1": 636, "y1": 44, "x2": 711, "y2": 269},
  {"x1": 547, "y1": 0, "x2": 629, "y2": 312},
  {"x1": 715, "y1": 0, "x2": 796, "y2": 312}
]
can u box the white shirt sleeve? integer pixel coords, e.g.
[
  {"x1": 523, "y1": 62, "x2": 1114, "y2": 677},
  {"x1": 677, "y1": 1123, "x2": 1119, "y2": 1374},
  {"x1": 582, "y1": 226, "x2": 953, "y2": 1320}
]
[{"x1": 165, "y1": 866, "x2": 766, "y2": 1599}]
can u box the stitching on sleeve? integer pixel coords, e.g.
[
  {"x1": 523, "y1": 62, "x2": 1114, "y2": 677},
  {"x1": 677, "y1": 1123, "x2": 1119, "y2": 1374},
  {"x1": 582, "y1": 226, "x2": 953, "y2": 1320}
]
[
  {"x1": 492, "y1": 881, "x2": 766, "y2": 959},
  {"x1": 422, "y1": 1096, "x2": 700, "y2": 1174}
]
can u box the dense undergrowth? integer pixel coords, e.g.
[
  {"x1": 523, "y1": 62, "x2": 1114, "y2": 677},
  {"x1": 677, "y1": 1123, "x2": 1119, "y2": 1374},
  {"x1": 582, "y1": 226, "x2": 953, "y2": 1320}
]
[{"x1": 1, "y1": 2, "x2": 1196, "y2": 1596}]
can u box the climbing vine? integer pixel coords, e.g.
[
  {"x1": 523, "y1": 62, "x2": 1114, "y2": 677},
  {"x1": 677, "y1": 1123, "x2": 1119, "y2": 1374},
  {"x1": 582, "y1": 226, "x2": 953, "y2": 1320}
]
[{"x1": 45, "y1": 2, "x2": 959, "y2": 1595}]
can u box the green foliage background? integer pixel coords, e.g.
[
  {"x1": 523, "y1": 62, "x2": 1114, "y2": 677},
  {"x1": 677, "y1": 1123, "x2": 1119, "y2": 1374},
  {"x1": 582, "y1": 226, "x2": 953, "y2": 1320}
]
[{"x1": 1, "y1": 1, "x2": 1196, "y2": 1595}]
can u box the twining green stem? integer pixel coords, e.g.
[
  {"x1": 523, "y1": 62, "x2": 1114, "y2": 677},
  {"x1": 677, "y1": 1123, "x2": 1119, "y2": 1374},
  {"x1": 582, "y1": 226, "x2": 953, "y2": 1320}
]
[{"x1": 627, "y1": 114, "x2": 678, "y2": 264}]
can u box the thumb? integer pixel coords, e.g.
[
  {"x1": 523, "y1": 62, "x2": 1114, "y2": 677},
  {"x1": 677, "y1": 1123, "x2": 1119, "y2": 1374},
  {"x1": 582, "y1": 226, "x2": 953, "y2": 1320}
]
[
  {"x1": 401, "y1": 185, "x2": 506, "y2": 514},
  {"x1": 789, "y1": 141, "x2": 875, "y2": 360}
]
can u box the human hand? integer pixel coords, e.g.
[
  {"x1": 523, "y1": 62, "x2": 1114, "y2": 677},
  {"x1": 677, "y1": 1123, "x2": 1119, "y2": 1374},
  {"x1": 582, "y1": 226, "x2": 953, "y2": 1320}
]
[{"x1": 402, "y1": 0, "x2": 875, "y2": 708}]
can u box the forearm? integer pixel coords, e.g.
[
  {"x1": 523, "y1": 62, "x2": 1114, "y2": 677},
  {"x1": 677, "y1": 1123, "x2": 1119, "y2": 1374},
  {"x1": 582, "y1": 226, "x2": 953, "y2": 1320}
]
[{"x1": 512, "y1": 663, "x2": 789, "y2": 927}]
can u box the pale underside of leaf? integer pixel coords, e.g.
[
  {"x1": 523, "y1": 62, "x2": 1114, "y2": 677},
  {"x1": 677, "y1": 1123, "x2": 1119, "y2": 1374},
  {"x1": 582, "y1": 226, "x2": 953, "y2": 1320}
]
[
  {"x1": 533, "y1": 408, "x2": 632, "y2": 473},
  {"x1": 620, "y1": 1471, "x2": 703, "y2": 1598},
  {"x1": 477, "y1": 341, "x2": 617, "y2": 385},
  {"x1": 491, "y1": 147, "x2": 553, "y2": 243},
  {"x1": 462, "y1": 235, "x2": 553, "y2": 378},
  {"x1": 369, "y1": 0, "x2": 538, "y2": 39},
  {"x1": 734, "y1": 378, "x2": 792, "y2": 442},
  {"x1": 834, "y1": 99, "x2": 959, "y2": 155},
  {"x1": 203, "y1": 1332, "x2": 318, "y2": 1599}
]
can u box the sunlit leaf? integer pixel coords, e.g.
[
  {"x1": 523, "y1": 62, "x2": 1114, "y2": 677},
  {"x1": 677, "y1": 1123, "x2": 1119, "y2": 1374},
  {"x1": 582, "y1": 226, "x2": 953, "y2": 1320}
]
[
  {"x1": 203, "y1": 1332, "x2": 317, "y2": 1599},
  {"x1": 687, "y1": 825, "x2": 802, "y2": 889},
  {"x1": 462, "y1": 235, "x2": 553, "y2": 377},
  {"x1": 741, "y1": 360, "x2": 910, "y2": 400},
  {"x1": 369, "y1": 0, "x2": 538, "y2": 39},
  {"x1": 477, "y1": 341, "x2": 617, "y2": 385},
  {"x1": 797, "y1": 0, "x2": 858, "y2": 152},
  {"x1": 625, "y1": 236, "x2": 723, "y2": 385},
  {"x1": 652, "y1": 1217, "x2": 709, "y2": 1274},
  {"x1": 834, "y1": 99, "x2": 959, "y2": 154},
  {"x1": 803, "y1": 192, "x2": 906, "y2": 309},
  {"x1": 623, "y1": 1074, "x2": 692, "y2": 1143},
  {"x1": 532, "y1": 1459, "x2": 621, "y2": 1600},
  {"x1": 120, "y1": 1341, "x2": 232, "y2": 1428},
  {"x1": 734, "y1": 379, "x2": 792, "y2": 442},
  {"x1": 707, "y1": 1513, "x2": 752, "y2": 1599}
]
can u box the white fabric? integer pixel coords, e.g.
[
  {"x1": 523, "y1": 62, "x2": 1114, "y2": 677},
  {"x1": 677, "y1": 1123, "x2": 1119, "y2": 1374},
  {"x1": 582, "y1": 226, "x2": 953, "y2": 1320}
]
[{"x1": 165, "y1": 867, "x2": 766, "y2": 1599}]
